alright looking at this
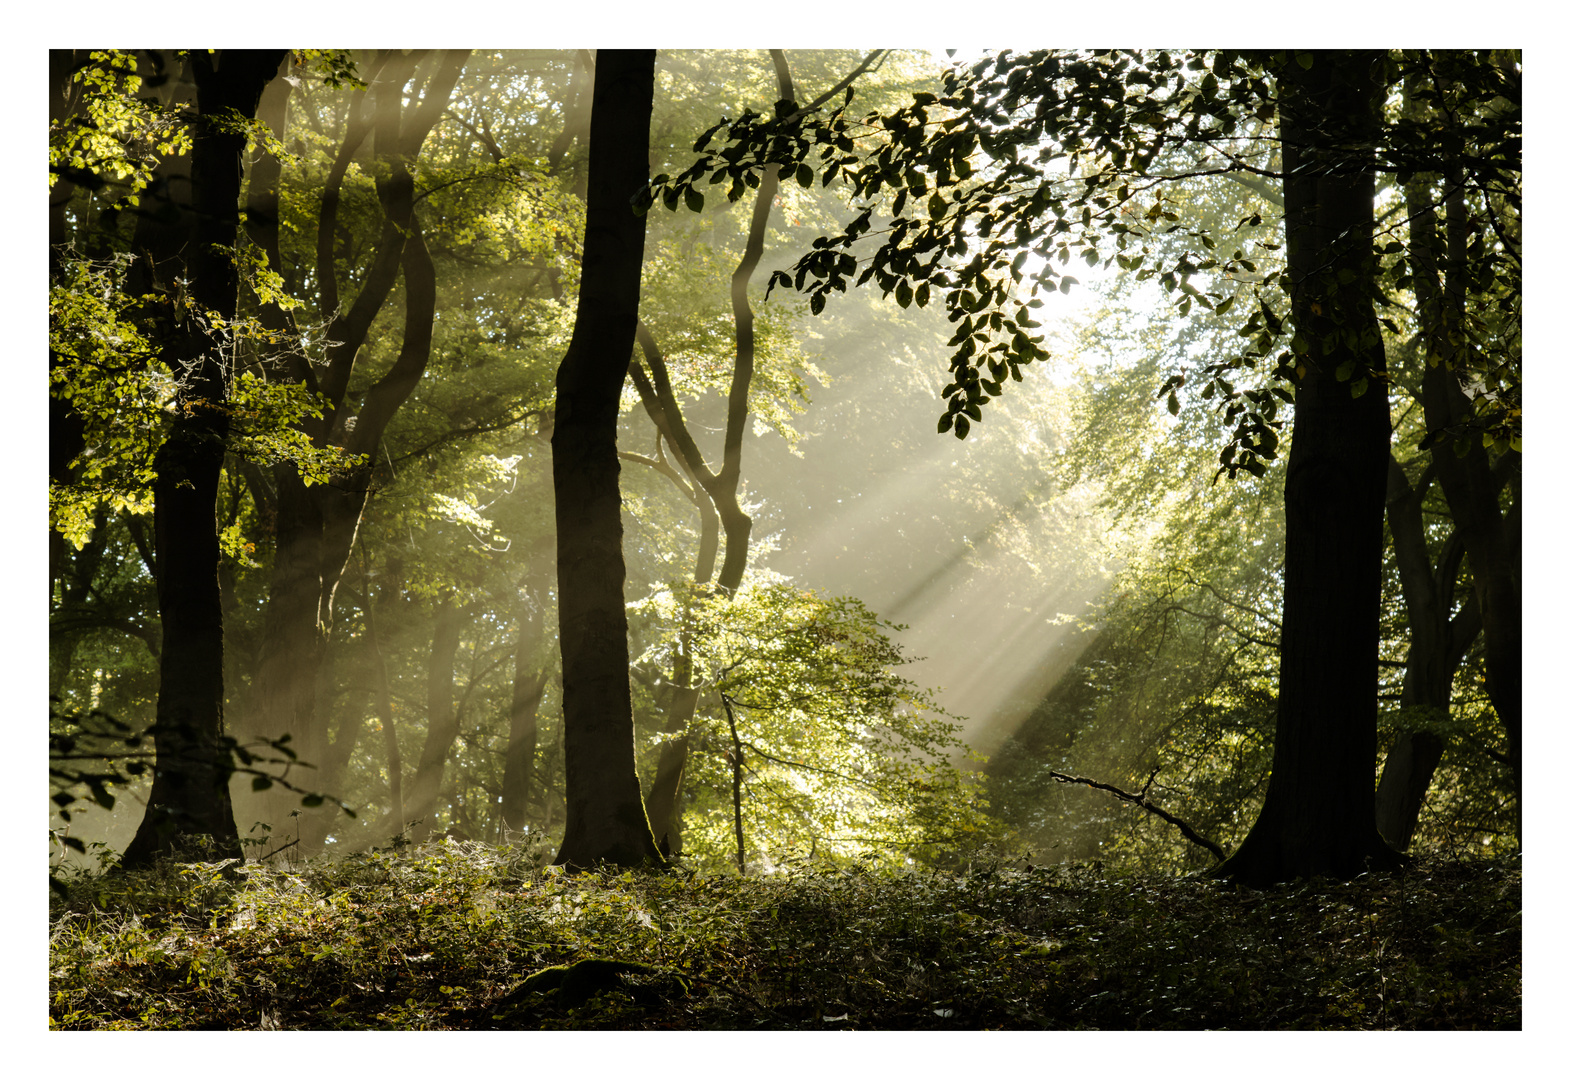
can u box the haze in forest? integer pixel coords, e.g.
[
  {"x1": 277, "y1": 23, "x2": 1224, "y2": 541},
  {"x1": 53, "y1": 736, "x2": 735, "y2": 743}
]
[{"x1": 49, "y1": 47, "x2": 1519, "y2": 883}]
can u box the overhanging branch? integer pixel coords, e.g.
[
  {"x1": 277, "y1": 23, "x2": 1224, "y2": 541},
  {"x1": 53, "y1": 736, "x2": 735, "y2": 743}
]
[{"x1": 1050, "y1": 768, "x2": 1227, "y2": 863}]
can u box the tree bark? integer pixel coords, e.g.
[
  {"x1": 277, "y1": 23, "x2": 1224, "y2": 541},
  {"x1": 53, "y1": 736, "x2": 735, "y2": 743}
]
[
  {"x1": 550, "y1": 48, "x2": 664, "y2": 870},
  {"x1": 123, "y1": 49, "x2": 287, "y2": 868},
  {"x1": 1374, "y1": 454, "x2": 1482, "y2": 848},
  {"x1": 1217, "y1": 51, "x2": 1404, "y2": 886}
]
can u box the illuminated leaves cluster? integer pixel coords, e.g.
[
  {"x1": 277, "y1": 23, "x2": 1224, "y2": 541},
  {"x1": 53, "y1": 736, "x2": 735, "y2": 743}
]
[
  {"x1": 648, "y1": 50, "x2": 1520, "y2": 479},
  {"x1": 49, "y1": 252, "x2": 365, "y2": 548},
  {"x1": 633, "y1": 582, "x2": 993, "y2": 870}
]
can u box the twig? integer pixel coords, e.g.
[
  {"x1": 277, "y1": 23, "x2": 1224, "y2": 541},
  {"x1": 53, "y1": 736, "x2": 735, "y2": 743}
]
[
  {"x1": 1049, "y1": 768, "x2": 1227, "y2": 863},
  {"x1": 258, "y1": 837, "x2": 301, "y2": 862}
]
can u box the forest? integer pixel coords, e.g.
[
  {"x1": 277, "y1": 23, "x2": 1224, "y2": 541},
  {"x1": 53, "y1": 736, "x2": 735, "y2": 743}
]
[{"x1": 47, "y1": 48, "x2": 1521, "y2": 1032}]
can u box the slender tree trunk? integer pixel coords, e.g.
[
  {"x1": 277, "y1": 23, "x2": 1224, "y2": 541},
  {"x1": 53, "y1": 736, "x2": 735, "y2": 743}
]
[
  {"x1": 123, "y1": 49, "x2": 287, "y2": 868},
  {"x1": 1218, "y1": 50, "x2": 1404, "y2": 886},
  {"x1": 634, "y1": 50, "x2": 801, "y2": 852},
  {"x1": 550, "y1": 48, "x2": 664, "y2": 870},
  {"x1": 1375, "y1": 456, "x2": 1482, "y2": 848},
  {"x1": 241, "y1": 51, "x2": 467, "y2": 845},
  {"x1": 1401, "y1": 98, "x2": 1522, "y2": 830},
  {"x1": 402, "y1": 598, "x2": 465, "y2": 843},
  {"x1": 502, "y1": 555, "x2": 553, "y2": 835},
  {"x1": 365, "y1": 578, "x2": 403, "y2": 837}
]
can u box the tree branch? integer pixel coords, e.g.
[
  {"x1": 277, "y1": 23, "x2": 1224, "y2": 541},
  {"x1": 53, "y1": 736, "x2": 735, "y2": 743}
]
[{"x1": 1049, "y1": 768, "x2": 1227, "y2": 863}]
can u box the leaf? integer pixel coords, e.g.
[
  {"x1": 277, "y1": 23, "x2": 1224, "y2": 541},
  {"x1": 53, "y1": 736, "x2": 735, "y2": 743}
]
[
  {"x1": 1166, "y1": 392, "x2": 1180, "y2": 415},
  {"x1": 938, "y1": 412, "x2": 954, "y2": 434},
  {"x1": 896, "y1": 280, "x2": 913, "y2": 308},
  {"x1": 1350, "y1": 377, "x2": 1369, "y2": 399},
  {"x1": 684, "y1": 186, "x2": 705, "y2": 214},
  {"x1": 252, "y1": 776, "x2": 273, "y2": 791},
  {"x1": 796, "y1": 163, "x2": 814, "y2": 189},
  {"x1": 1296, "y1": 52, "x2": 1313, "y2": 69},
  {"x1": 953, "y1": 413, "x2": 970, "y2": 439}
]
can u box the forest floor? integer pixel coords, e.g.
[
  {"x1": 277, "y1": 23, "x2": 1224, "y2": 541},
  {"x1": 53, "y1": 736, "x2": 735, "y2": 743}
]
[{"x1": 48, "y1": 842, "x2": 1520, "y2": 1030}]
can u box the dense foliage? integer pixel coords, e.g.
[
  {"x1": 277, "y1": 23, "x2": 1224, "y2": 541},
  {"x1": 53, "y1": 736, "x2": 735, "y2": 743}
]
[{"x1": 48, "y1": 842, "x2": 1520, "y2": 1030}]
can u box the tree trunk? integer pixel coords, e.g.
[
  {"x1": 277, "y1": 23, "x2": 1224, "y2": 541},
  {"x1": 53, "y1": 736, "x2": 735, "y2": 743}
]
[
  {"x1": 634, "y1": 49, "x2": 800, "y2": 852},
  {"x1": 550, "y1": 48, "x2": 664, "y2": 870},
  {"x1": 1374, "y1": 455, "x2": 1482, "y2": 848},
  {"x1": 1401, "y1": 103, "x2": 1522, "y2": 831},
  {"x1": 1217, "y1": 50, "x2": 1404, "y2": 886},
  {"x1": 240, "y1": 51, "x2": 468, "y2": 845},
  {"x1": 123, "y1": 49, "x2": 287, "y2": 868},
  {"x1": 502, "y1": 558, "x2": 553, "y2": 835},
  {"x1": 402, "y1": 598, "x2": 465, "y2": 844},
  {"x1": 363, "y1": 562, "x2": 404, "y2": 837}
]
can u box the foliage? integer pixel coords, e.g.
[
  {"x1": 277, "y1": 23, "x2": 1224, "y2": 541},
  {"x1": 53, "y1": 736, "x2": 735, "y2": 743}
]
[
  {"x1": 49, "y1": 50, "x2": 189, "y2": 205},
  {"x1": 649, "y1": 50, "x2": 1519, "y2": 477},
  {"x1": 49, "y1": 702, "x2": 355, "y2": 883},
  {"x1": 49, "y1": 844, "x2": 1519, "y2": 1030},
  {"x1": 631, "y1": 581, "x2": 996, "y2": 871}
]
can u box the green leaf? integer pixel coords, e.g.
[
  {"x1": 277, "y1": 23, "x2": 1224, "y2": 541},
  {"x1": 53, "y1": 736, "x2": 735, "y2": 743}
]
[
  {"x1": 796, "y1": 162, "x2": 815, "y2": 189},
  {"x1": 953, "y1": 413, "x2": 970, "y2": 439},
  {"x1": 896, "y1": 279, "x2": 913, "y2": 308},
  {"x1": 1350, "y1": 377, "x2": 1369, "y2": 399},
  {"x1": 938, "y1": 412, "x2": 954, "y2": 434},
  {"x1": 1166, "y1": 392, "x2": 1180, "y2": 415},
  {"x1": 684, "y1": 186, "x2": 705, "y2": 214},
  {"x1": 252, "y1": 776, "x2": 273, "y2": 792},
  {"x1": 1296, "y1": 52, "x2": 1313, "y2": 70}
]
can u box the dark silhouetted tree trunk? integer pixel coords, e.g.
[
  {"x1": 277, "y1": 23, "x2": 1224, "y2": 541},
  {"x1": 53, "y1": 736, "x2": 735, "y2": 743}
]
[
  {"x1": 550, "y1": 48, "x2": 664, "y2": 870},
  {"x1": 123, "y1": 49, "x2": 287, "y2": 868},
  {"x1": 1218, "y1": 51, "x2": 1405, "y2": 886},
  {"x1": 1375, "y1": 454, "x2": 1482, "y2": 848}
]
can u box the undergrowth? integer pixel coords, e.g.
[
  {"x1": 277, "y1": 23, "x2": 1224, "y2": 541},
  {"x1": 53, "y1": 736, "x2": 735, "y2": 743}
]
[{"x1": 48, "y1": 842, "x2": 1521, "y2": 1030}]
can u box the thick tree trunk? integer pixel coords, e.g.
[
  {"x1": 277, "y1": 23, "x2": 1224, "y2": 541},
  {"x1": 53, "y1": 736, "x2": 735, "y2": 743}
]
[
  {"x1": 123, "y1": 50, "x2": 286, "y2": 868},
  {"x1": 1218, "y1": 51, "x2": 1404, "y2": 886},
  {"x1": 550, "y1": 49, "x2": 664, "y2": 870}
]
